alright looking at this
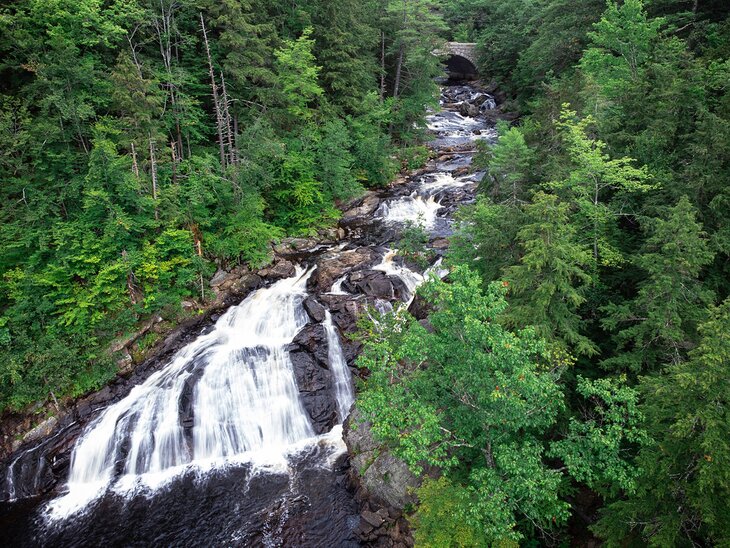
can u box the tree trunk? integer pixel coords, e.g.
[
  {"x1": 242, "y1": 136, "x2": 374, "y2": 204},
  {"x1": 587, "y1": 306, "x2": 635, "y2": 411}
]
[
  {"x1": 200, "y1": 13, "x2": 226, "y2": 171},
  {"x1": 380, "y1": 31, "x2": 386, "y2": 101},
  {"x1": 220, "y1": 70, "x2": 236, "y2": 167},
  {"x1": 131, "y1": 141, "x2": 140, "y2": 179},
  {"x1": 393, "y1": 43, "x2": 405, "y2": 99},
  {"x1": 148, "y1": 134, "x2": 159, "y2": 221}
]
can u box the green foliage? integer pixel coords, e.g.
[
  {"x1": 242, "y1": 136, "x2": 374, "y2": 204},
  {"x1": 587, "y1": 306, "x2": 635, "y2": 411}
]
[
  {"x1": 397, "y1": 218, "x2": 431, "y2": 269},
  {"x1": 549, "y1": 376, "x2": 648, "y2": 496},
  {"x1": 602, "y1": 196, "x2": 715, "y2": 372},
  {"x1": 595, "y1": 298, "x2": 730, "y2": 546},
  {"x1": 0, "y1": 0, "x2": 440, "y2": 411},
  {"x1": 504, "y1": 192, "x2": 597, "y2": 356},
  {"x1": 550, "y1": 106, "x2": 655, "y2": 267},
  {"x1": 274, "y1": 27, "x2": 323, "y2": 124},
  {"x1": 357, "y1": 267, "x2": 643, "y2": 543}
]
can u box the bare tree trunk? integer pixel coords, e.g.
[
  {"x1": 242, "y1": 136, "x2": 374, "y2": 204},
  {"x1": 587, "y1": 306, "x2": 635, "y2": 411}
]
[
  {"x1": 170, "y1": 140, "x2": 177, "y2": 185},
  {"x1": 393, "y1": 44, "x2": 405, "y2": 99},
  {"x1": 380, "y1": 31, "x2": 386, "y2": 101},
  {"x1": 220, "y1": 70, "x2": 236, "y2": 166},
  {"x1": 131, "y1": 142, "x2": 140, "y2": 179},
  {"x1": 148, "y1": 134, "x2": 159, "y2": 221},
  {"x1": 200, "y1": 13, "x2": 226, "y2": 171},
  {"x1": 392, "y1": 0, "x2": 408, "y2": 99}
]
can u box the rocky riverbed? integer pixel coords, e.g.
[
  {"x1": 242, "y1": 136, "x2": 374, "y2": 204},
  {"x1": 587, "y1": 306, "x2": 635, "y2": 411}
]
[{"x1": 0, "y1": 82, "x2": 504, "y2": 547}]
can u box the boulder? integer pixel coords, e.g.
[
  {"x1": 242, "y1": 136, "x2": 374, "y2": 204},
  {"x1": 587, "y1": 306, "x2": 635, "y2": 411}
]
[
  {"x1": 342, "y1": 192, "x2": 381, "y2": 219},
  {"x1": 350, "y1": 270, "x2": 409, "y2": 302},
  {"x1": 290, "y1": 324, "x2": 330, "y2": 367},
  {"x1": 458, "y1": 102, "x2": 479, "y2": 117},
  {"x1": 302, "y1": 297, "x2": 326, "y2": 323},
  {"x1": 210, "y1": 269, "x2": 229, "y2": 287},
  {"x1": 257, "y1": 259, "x2": 296, "y2": 280},
  {"x1": 289, "y1": 350, "x2": 337, "y2": 434},
  {"x1": 310, "y1": 247, "x2": 378, "y2": 293}
]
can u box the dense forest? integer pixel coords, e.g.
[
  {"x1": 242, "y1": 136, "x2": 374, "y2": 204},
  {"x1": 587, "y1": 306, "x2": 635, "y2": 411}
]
[
  {"x1": 355, "y1": 0, "x2": 730, "y2": 546},
  {"x1": 0, "y1": 0, "x2": 445, "y2": 410},
  {"x1": 2, "y1": 0, "x2": 730, "y2": 545}
]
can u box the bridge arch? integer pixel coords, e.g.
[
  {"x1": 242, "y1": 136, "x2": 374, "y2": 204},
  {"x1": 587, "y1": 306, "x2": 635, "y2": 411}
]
[{"x1": 436, "y1": 42, "x2": 479, "y2": 80}]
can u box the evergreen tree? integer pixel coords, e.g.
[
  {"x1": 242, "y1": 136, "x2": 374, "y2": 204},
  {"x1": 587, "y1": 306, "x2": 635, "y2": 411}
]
[
  {"x1": 602, "y1": 196, "x2": 715, "y2": 372},
  {"x1": 596, "y1": 298, "x2": 730, "y2": 546},
  {"x1": 504, "y1": 192, "x2": 597, "y2": 356}
]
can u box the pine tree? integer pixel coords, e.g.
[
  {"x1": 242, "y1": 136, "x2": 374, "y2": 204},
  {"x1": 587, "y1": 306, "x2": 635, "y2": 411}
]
[
  {"x1": 596, "y1": 298, "x2": 730, "y2": 546},
  {"x1": 602, "y1": 196, "x2": 715, "y2": 372},
  {"x1": 504, "y1": 192, "x2": 597, "y2": 356}
]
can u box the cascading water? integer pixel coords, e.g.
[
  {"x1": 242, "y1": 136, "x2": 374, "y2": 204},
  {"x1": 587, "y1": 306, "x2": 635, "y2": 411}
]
[
  {"x1": 376, "y1": 192, "x2": 442, "y2": 229},
  {"x1": 1, "y1": 82, "x2": 496, "y2": 546},
  {"x1": 324, "y1": 311, "x2": 354, "y2": 421},
  {"x1": 47, "y1": 267, "x2": 349, "y2": 519}
]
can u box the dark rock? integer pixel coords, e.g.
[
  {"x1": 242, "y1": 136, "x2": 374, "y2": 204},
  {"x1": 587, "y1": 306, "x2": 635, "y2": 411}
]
[
  {"x1": 310, "y1": 247, "x2": 378, "y2": 293},
  {"x1": 350, "y1": 270, "x2": 409, "y2": 302},
  {"x1": 303, "y1": 297, "x2": 326, "y2": 323},
  {"x1": 362, "y1": 509, "x2": 385, "y2": 528},
  {"x1": 290, "y1": 349, "x2": 337, "y2": 434},
  {"x1": 458, "y1": 102, "x2": 479, "y2": 117},
  {"x1": 290, "y1": 324, "x2": 329, "y2": 367},
  {"x1": 407, "y1": 293, "x2": 433, "y2": 321},
  {"x1": 257, "y1": 259, "x2": 296, "y2": 280}
]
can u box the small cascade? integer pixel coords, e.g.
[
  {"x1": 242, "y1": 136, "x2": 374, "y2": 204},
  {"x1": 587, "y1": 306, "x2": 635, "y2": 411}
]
[
  {"x1": 376, "y1": 192, "x2": 442, "y2": 229},
  {"x1": 323, "y1": 311, "x2": 354, "y2": 421},
  {"x1": 420, "y1": 172, "x2": 477, "y2": 192},
  {"x1": 48, "y1": 268, "x2": 318, "y2": 518},
  {"x1": 373, "y1": 249, "x2": 424, "y2": 304},
  {"x1": 328, "y1": 274, "x2": 349, "y2": 295}
]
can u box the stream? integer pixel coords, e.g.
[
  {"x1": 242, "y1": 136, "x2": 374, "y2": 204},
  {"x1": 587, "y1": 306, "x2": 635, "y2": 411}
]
[{"x1": 0, "y1": 83, "x2": 496, "y2": 547}]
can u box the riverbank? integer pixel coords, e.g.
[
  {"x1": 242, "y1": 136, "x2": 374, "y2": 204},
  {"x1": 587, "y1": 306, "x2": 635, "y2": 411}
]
[{"x1": 0, "y1": 81, "x2": 507, "y2": 546}]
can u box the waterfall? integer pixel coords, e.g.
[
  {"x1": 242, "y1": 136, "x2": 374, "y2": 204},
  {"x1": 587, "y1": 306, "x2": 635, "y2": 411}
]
[
  {"x1": 373, "y1": 249, "x2": 424, "y2": 304},
  {"x1": 323, "y1": 311, "x2": 354, "y2": 421},
  {"x1": 47, "y1": 267, "x2": 352, "y2": 519},
  {"x1": 376, "y1": 192, "x2": 442, "y2": 229}
]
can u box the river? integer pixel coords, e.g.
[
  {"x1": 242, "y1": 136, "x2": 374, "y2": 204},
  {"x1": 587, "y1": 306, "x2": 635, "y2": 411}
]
[{"x1": 0, "y1": 82, "x2": 496, "y2": 547}]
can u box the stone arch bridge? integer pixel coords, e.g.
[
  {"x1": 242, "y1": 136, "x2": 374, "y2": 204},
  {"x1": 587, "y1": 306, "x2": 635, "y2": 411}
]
[{"x1": 436, "y1": 42, "x2": 479, "y2": 79}]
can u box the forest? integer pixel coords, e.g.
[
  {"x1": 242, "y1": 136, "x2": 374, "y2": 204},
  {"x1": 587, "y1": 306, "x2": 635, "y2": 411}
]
[
  {"x1": 355, "y1": 0, "x2": 730, "y2": 546},
  {"x1": 0, "y1": 0, "x2": 444, "y2": 410},
  {"x1": 1, "y1": 0, "x2": 729, "y2": 546}
]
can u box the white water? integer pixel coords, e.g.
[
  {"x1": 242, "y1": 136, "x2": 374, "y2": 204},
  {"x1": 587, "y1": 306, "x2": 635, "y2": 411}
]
[
  {"x1": 373, "y1": 249, "x2": 424, "y2": 305},
  {"x1": 323, "y1": 311, "x2": 354, "y2": 420},
  {"x1": 327, "y1": 274, "x2": 349, "y2": 295},
  {"x1": 47, "y1": 267, "x2": 354, "y2": 519},
  {"x1": 376, "y1": 192, "x2": 442, "y2": 229},
  {"x1": 420, "y1": 172, "x2": 477, "y2": 192}
]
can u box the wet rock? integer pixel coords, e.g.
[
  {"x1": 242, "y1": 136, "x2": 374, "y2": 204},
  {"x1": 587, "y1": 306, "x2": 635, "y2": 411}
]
[
  {"x1": 290, "y1": 324, "x2": 330, "y2": 367},
  {"x1": 459, "y1": 102, "x2": 479, "y2": 117},
  {"x1": 303, "y1": 297, "x2": 326, "y2": 323},
  {"x1": 289, "y1": 350, "x2": 337, "y2": 434},
  {"x1": 310, "y1": 247, "x2": 378, "y2": 293},
  {"x1": 257, "y1": 259, "x2": 295, "y2": 280},
  {"x1": 350, "y1": 270, "x2": 408, "y2": 302},
  {"x1": 343, "y1": 192, "x2": 381, "y2": 219}
]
